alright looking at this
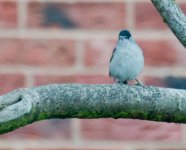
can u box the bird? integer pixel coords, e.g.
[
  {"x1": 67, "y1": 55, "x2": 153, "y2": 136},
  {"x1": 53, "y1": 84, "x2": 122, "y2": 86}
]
[{"x1": 109, "y1": 30, "x2": 144, "y2": 85}]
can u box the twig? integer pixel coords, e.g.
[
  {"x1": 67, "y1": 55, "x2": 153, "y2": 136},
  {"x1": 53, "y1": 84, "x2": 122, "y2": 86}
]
[{"x1": 151, "y1": 0, "x2": 186, "y2": 47}]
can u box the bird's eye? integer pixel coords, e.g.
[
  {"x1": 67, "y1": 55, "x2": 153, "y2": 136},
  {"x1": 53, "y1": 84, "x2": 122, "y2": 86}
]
[
  {"x1": 119, "y1": 36, "x2": 124, "y2": 40},
  {"x1": 124, "y1": 35, "x2": 128, "y2": 39}
]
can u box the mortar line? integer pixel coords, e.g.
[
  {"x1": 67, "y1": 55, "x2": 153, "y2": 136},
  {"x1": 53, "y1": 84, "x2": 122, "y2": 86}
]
[
  {"x1": 0, "y1": 29, "x2": 175, "y2": 40},
  {"x1": 0, "y1": 140, "x2": 186, "y2": 149},
  {"x1": 126, "y1": 1, "x2": 135, "y2": 30},
  {"x1": 24, "y1": 73, "x2": 35, "y2": 87},
  {"x1": 17, "y1": 0, "x2": 27, "y2": 33},
  {"x1": 71, "y1": 119, "x2": 83, "y2": 145},
  {"x1": 0, "y1": 65, "x2": 186, "y2": 78}
]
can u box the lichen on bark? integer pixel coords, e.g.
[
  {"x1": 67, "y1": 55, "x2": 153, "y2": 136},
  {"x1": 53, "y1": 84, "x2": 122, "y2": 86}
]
[
  {"x1": 151, "y1": 0, "x2": 186, "y2": 47},
  {"x1": 1, "y1": 84, "x2": 186, "y2": 134}
]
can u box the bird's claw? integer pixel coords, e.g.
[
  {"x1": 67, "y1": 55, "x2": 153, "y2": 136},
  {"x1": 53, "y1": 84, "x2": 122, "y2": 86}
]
[{"x1": 135, "y1": 79, "x2": 145, "y2": 87}]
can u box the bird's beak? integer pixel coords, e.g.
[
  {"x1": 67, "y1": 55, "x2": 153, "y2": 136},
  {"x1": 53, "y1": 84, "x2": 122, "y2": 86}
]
[{"x1": 119, "y1": 36, "x2": 124, "y2": 40}]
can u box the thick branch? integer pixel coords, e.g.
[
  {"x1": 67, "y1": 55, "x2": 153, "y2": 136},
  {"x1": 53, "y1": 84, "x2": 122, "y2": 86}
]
[
  {"x1": 0, "y1": 84, "x2": 186, "y2": 134},
  {"x1": 151, "y1": 0, "x2": 186, "y2": 47}
]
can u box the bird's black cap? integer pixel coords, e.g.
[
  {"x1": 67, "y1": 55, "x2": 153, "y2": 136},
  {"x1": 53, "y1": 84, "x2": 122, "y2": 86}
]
[{"x1": 119, "y1": 30, "x2": 131, "y2": 39}]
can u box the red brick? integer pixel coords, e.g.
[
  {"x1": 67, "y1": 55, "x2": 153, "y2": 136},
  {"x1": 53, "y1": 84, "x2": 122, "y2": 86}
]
[
  {"x1": 0, "y1": 39, "x2": 76, "y2": 67},
  {"x1": 34, "y1": 75, "x2": 76, "y2": 85},
  {"x1": 81, "y1": 119, "x2": 181, "y2": 141},
  {"x1": 34, "y1": 75, "x2": 114, "y2": 86},
  {"x1": 75, "y1": 75, "x2": 113, "y2": 84},
  {"x1": 84, "y1": 40, "x2": 116, "y2": 67},
  {"x1": 27, "y1": 2, "x2": 126, "y2": 29},
  {"x1": 135, "y1": 2, "x2": 167, "y2": 29},
  {"x1": 85, "y1": 39, "x2": 186, "y2": 67},
  {"x1": 180, "y1": 3, "x2": 186, "y2": 14},
  {"x1": 145, "y1": 76, "x2": 186, "y2": 89},
  {"x1": 0, "y1": 1, "x2": 17, "y2": 28},
  {"x1": 143, "y1": 77, "x2": 167, "y2": 87},
  {"x1": 138, "y1": 40, "x2": 186, "y2": 66},
  {"x1": 0, "y1": 74, "x2": 25, "y2": 94},
  {"x1": 1, "y1": 119, "x2": 71, "y2": 139}
]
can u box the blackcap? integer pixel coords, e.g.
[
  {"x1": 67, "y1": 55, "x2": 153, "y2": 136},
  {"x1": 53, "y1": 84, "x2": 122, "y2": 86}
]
[{"x1": 109, "y1": 30, "x2": 144, "y2": 85}]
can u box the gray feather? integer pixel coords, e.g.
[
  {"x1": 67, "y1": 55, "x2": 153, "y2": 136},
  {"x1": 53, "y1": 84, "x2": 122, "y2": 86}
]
[{"x1": 109, "y1": 37, "x2": 144, "y2": 83}]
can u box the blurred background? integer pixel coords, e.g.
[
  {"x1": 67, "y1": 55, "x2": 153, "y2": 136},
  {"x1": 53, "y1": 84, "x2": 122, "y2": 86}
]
[{"x1": 0, "y1": 0, "x2": 186, "y2": 150}]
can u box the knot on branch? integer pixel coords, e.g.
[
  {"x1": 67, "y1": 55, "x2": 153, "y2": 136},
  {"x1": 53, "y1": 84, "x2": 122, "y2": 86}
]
[{"x1": 0, "y1": 88, "x2": 40, "y2": 134}]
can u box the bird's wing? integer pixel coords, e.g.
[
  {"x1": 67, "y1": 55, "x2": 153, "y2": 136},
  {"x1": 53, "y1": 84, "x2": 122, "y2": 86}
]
[
  {"x1": 109, "y1": 47, "x2": 116, "y2": 77},
  {"x1": 110, "y1": 47, "x2": 116, "y2": 62}
]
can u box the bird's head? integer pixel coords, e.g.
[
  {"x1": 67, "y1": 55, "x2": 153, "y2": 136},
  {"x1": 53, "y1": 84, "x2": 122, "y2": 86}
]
[{"x1": 118, "y1": 30, "x2": 131, "y2": 40}]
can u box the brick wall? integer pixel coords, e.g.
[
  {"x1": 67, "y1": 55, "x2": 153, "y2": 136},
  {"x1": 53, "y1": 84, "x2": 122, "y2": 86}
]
[{"x1": 0, "y1": 0, "x2": 186, "y2": 150}]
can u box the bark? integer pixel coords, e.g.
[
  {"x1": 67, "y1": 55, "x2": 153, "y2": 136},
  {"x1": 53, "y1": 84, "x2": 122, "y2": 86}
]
[
  {"x1": 0, "y1": 84, "x2": 186, "y2": 134},
  {"x1": 151, "y1": 0, "x2": 186, "y2": 47}
]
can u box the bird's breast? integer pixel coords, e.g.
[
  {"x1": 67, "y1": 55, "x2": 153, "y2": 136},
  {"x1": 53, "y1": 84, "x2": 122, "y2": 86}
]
[{"x1": 109, "y1": 43, "x2": 144, "y2": 81}]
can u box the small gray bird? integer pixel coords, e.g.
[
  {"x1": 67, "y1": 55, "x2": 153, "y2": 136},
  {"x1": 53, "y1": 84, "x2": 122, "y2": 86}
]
[{"x1": 109, "y1": 30, "x2": 144, "y2": 85}]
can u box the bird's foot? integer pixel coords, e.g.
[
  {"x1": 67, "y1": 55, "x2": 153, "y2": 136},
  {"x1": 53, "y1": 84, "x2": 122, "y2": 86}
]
[
  {"x1": 117, "y1": 81, "x2": 128, "y2": 84},
  {"x1": 123, "y1": 81, "x2": 128, "y2": 84},
  {"x1": 135, "y1": 79, "x2": 145, "y2": 87}
]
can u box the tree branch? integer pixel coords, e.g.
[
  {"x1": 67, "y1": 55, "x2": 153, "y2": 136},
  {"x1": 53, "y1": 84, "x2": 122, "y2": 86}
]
[
  {"x1": 151, "y1": 0, "x2": 186, "y2": 47},
  {"x1": 0, "y1": 84, "x2": 186, "y2": 134}
]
